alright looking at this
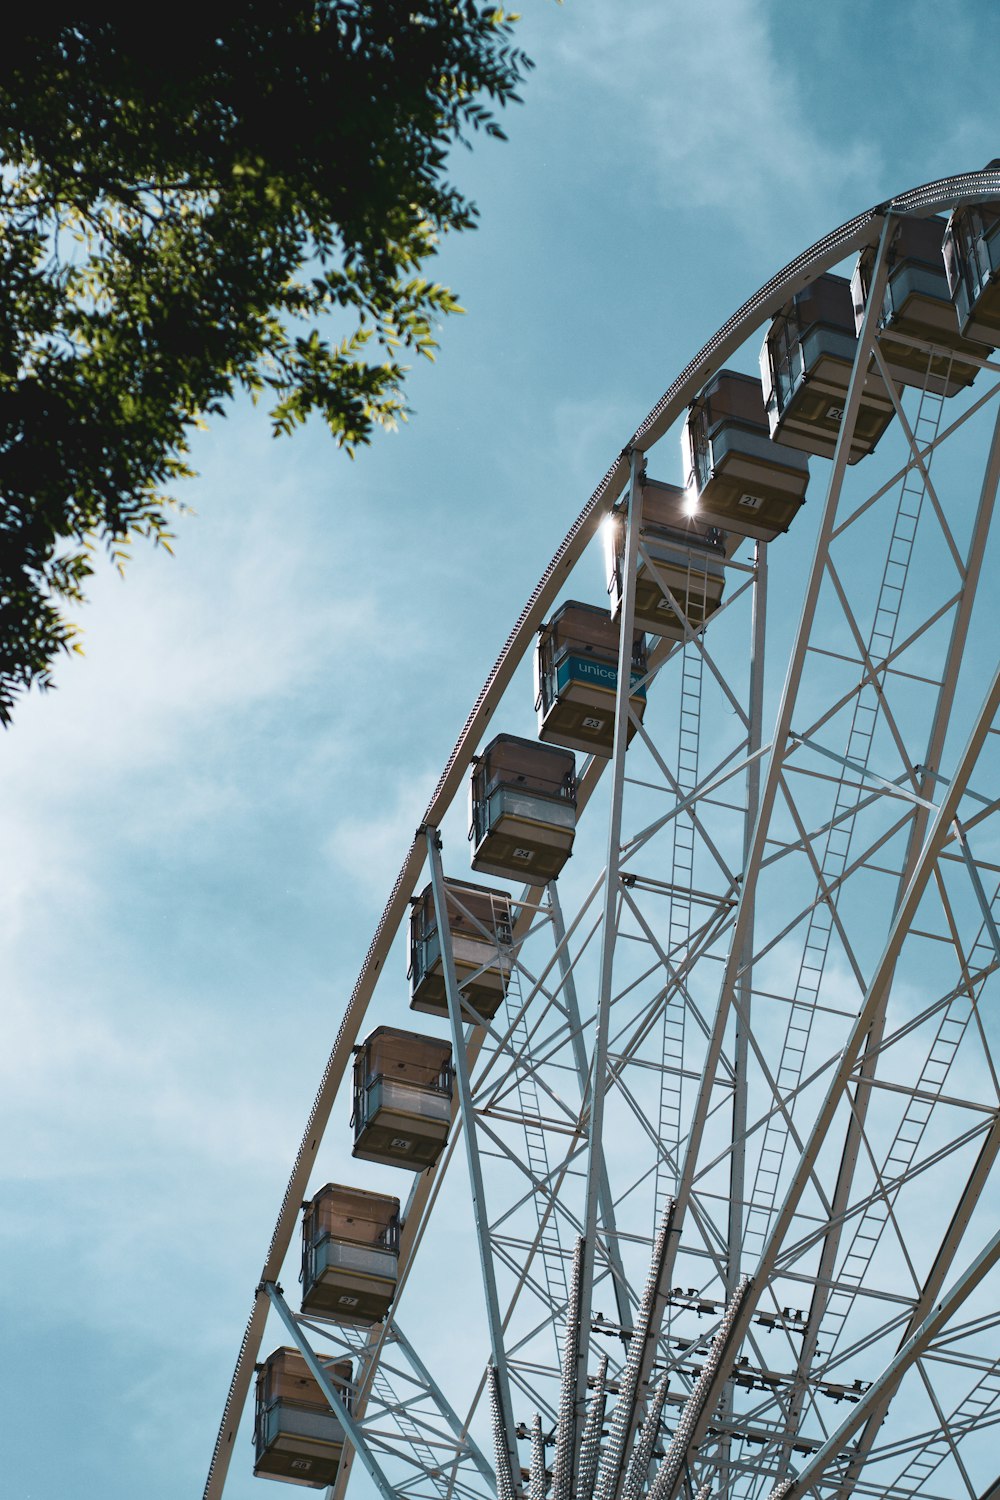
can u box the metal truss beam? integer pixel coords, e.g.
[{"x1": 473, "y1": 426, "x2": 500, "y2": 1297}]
[
  {"x1": 770, "y1": 1220, "x2": 1000, "y2": 1499},
  {"x1": 683, "y1": 656, "x2": 1000, "y2": 1470},
  {"x1": 832, "y1": 1111, "x2": 1000, "y2": 1496},
  {"x1": 426, "y1": 825, "x2": 520, "y2": 1491},
  {"x1": 549, "y1": 882, "x2": 633, "y2": 1339},
  {"x1": 577, "y1": 448, "x2": 645, "y2": 1476},
  {"x1": 770, "y1": 394, "x2": 1000, "y2": 1478},
  {"x1": 656, "y1": 212, "x2": 898, "y2": 1315}
]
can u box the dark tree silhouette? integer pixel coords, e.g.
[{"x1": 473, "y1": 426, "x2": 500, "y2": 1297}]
[{"x1": 0, "y1": 6, "x2": 531, "y2": 720}]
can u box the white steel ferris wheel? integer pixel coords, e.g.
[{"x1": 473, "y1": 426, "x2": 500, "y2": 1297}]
[{"x1": 206, "y1": 167, "x2": 1000, "y2": 1500}]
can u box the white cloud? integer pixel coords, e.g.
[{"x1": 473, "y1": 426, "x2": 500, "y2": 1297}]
[
  {"x1": 324, "y1": 765, "x2": 439, "y2": 903},
  {"x1": 553, "y1": 0, "x2": 880, "y2": 233},
  {"x1": 0, "y1": 986, "x2": 295, "y2": 1185},
  {"x1": 6, "y1": 503, "x2": 379, "y2": 778},
  {"x1": 552, "y1": 392, "x2": 638, "y2": 493}
]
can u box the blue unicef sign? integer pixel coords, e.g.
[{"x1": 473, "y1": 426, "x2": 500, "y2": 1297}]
[{"x1": 556, "y1": 655, "x2": 646, "y2": 700}]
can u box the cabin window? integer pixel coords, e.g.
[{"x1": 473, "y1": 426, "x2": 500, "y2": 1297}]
[
  {"x1": 692, "y1": 417, "x2": 712, "y2": 492},
  {"x1": 770, "y1": 316, "x2": 803, "y2": 409}
]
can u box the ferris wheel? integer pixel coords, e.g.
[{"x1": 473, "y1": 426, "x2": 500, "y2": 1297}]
[{"x1": 204, "y1": 167, "x2": 1000, "y2": 1500}]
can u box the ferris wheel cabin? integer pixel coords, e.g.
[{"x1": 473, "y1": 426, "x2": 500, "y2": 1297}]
[
  {"x1": 943, "y1": 204, "x2": 1000, "y2": 347},
  {"x1": 606, "y1": 478, "x2": 726, "y2": 638},
  {"x1": 253, "y1": 1347, "x2": 352, "y2": 1488},
  {"x1": 351, "y1": 1027, "x2": 453, "y2": 1169},
  {"x1": 300, "y1": 1184, "x2": 400, "y2": 1325},
  {"x1": 470, "y1": 735, "x2": 577, "y2": 882},
  {"x1": 409, "y1": 877, "x2": 513, "y2": 1021},
  {"x1": 682, "y1": 369, "x2": 810, "y2": 539},
  {"x1": 535, "y1": 601, "x2": 648, "y2": 757},
  {"x1": 760, "y1": 272, "x2": 895, "y2": 462},
  {"x1": 851, "y1": 215, "x2": 985, "y2": 395}
]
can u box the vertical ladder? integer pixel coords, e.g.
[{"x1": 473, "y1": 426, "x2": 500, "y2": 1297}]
[
  {"x1": 818, "y1": 876, "x2": 1000, "y2": 1367},
  {"x1": 504, "y1": 957, "x2": 571, "y2": 1357},
  {"x1": 892, "y1": 1362, "x2": 1000, "y2": 1496},
  {"x1": 654, "y1": 551, "x2": 707, "y2": 1227},
  {"x1": 742, "y1": 355, "x2": 948, "y2": 1261},
  {"x1": 340, "y1": 1331, "x2": 454, "y2": 1500}
]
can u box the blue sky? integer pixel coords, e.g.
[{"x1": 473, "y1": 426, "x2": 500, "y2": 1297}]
[{"x1": 4, "y1": 3, "x2": 1000, "y2": 1498}]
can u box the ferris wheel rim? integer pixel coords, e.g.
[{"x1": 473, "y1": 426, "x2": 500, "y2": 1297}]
[{"x1": 204, "y1": 165, "x2": 1000, "y2": 1500}]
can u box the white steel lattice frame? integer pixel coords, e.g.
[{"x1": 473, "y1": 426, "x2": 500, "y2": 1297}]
[{"x1": 204, "y1": 169, "x2": 1000, "y2": 1500}]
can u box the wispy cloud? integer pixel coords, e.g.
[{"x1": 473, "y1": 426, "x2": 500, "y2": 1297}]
[
  {"x1": 553, "y1": 0, "x2": 880, "y2": 237},
  {"x1": 0, "y1": 417, "x2": 420, "y2": 951},
  {"x1": 0, "y1": 983, "x2": 297, "y2": 1183},
  {"x1": 324, "y1": 765, "x2": 439, "y2": 903},
  {"x1": 0, "y1": 976, "x2": 307, "y2": 1375}
]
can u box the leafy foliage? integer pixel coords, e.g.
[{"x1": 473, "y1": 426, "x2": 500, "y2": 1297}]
[{"x1": 0, "y1": 6, "x2": 531, "y2": 721}]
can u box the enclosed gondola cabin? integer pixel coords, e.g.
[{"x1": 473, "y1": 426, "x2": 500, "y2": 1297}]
[
  {"x1": 760, "y1": 273, "x2": 895, "y2": 462},
  {"x1": 943, "y1": 205, "x2": 1000, "y2": 347},
  {"x1": 606, "y1": 479, "x2": 726, "y2": 639},
  {"x1": 254, "y1": 1347, "x2": 352, "y2": 1488},
  {"x1": 851, "y1": 215, "x2": 985, "y2": 395},
  {"x1": 301, "y1": 1184, "x2": 400, "y2": 1325},
  {"x1": 682, "y1": 370, "x2": 809, "y2": 539},
  {"x1": 409, "y1": 878, "x2": 513, "y2": 1021},
  {"x1": 352, "y1": 1027, "x2": 453, "y2": 1170},
  {"x1": 535, "y1": 601, "x2": 647, "y2": 757},
  {"x1": 470, "y1": 735, "x2": 576, "y2": 883}
]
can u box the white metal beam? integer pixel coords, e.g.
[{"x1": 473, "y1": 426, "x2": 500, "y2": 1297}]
[
  {"x1": 770, "y1": 1222, "x2": 1000, "y2": 1499},
  {"x1": 426, "y1": 825, "x2": 520, "y2": 1492},
  {"x1": 683, "y1": 655, "x2": 1000, "y2": 1466}
]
